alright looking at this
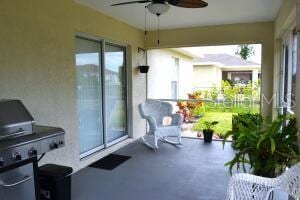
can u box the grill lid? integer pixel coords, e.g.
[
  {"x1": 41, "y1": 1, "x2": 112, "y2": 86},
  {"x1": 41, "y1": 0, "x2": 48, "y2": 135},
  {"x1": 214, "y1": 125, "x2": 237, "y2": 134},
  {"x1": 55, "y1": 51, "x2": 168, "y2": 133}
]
[{"x1": 0, "y1": 100, "x2": 34, "y2": 139}]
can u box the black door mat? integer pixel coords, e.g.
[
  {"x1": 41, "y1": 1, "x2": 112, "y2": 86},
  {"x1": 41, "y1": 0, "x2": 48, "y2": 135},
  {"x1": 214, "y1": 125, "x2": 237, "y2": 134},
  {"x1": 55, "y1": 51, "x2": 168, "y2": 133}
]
[{"x1": 89, "y1": 154, "x2": 131, "y2": 170}]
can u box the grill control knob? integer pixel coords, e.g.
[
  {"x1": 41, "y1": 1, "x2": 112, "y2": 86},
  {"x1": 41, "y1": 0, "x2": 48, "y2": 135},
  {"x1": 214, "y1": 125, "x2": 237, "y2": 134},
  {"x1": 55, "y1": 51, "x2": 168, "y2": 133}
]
[
  {"x1": 50, "y1": 142, "x2": 59, "y2": 150},
  {"x1": 28, "y1": 148, "x2": 38, "y2": 157},
  {"x1": 0, "y1": 158, "x2": 4, "y2": 167},
  {"x1": 12, "y1": 153, "x2": 22, "y2": 161},
  {"x1": 59, "y1": 140, "x2": 64, "y2": 145}
]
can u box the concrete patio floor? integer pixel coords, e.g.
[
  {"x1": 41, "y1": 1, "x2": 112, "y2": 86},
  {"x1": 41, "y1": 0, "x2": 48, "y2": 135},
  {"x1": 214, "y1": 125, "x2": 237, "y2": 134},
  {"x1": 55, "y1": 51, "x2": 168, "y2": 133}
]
[{"x1": 72, "y1": 138, "x2": 235, "y2": 200}]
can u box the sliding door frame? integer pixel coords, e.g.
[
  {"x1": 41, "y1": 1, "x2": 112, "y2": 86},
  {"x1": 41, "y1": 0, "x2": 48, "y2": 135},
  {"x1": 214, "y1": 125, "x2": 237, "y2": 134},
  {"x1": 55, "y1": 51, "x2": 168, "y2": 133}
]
[
  {"x1": 76, "y1": 35, "x2": 105, "y2": 159},
  {"x1": 76, "y1": 32, "x2": 130, "y2": 158},
  {"x1": 279, "y1": 26, "x2": 297, "y2": 115}
]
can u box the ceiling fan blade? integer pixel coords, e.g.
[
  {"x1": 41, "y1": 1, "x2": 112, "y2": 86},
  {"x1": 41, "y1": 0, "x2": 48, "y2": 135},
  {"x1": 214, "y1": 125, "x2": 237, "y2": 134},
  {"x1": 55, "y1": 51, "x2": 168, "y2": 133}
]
[
  {"x1": 167, "y1": 0, "x2": 208, "y2": 8},
  {"x1": 111, "y1": 0, "x2": 152, "y2": 6}
]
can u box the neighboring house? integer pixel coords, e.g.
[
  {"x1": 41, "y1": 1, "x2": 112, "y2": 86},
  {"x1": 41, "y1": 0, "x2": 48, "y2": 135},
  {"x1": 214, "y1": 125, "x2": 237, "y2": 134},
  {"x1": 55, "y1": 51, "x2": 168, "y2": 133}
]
[
  {"x1": 147, "y1": 51, "x2": 261, "y2": 100},
  {"x1": 193, "y1": 54, "x2": 261, "y2": 89},
  {"x1": 147, "y1": 49, "x2": 194, "y2": 100}
]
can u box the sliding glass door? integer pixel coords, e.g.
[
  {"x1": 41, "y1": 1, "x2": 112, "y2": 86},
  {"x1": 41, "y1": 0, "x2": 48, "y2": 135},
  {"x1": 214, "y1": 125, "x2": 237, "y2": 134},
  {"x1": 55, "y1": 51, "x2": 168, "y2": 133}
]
[
  {"x1": 75, "y1": 36, "x2": 128, "y2": 158},
  {"x1": 104, "y1": 44, "x2": 127, "y2": 144},
  {"x1": 76, "y1": 37, "x2": 104, "y2": 157}
]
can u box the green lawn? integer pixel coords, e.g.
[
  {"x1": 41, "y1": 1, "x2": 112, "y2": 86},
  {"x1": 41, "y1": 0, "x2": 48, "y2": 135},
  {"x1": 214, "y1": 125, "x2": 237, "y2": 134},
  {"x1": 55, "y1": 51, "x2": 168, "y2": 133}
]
[
  {"x1": 193, "y1": 112, "x2": 233, "y2": 137},
  {"x1": 193, "y1": 102, "x2": 260, "y2": 138},
  {"x1": 192, "y1": 102, "x2": 260, "y2": 137}
]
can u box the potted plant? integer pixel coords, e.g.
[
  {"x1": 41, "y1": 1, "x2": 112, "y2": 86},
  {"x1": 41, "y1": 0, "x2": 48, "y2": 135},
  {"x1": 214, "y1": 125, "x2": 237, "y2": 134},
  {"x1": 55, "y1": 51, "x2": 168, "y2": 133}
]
[
  {"x1": 223, "y1": 115, "x2": 300, "y2": 178},
  {"x1": 203, "y1": 121, "x2": 218, "y2": 143}
]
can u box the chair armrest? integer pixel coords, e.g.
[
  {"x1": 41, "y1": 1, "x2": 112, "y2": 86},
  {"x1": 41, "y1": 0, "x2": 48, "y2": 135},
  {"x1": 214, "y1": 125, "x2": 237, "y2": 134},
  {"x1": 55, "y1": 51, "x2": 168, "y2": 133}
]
[
  {"x1": 171, "y1": 114, "x2": 183, "y2": 126},
  {"x1": 231, "y1": 173, "x2": 277, "y2": 187},
  {"x1": 226, "y1": 173, "x2": 279, "y2": 200},
  {"x1": 144, "y1": 115, "x2": 158, "y2": 129},
  {"x1": 138, "y1": 104, "x2": 158, "y2": 130}
]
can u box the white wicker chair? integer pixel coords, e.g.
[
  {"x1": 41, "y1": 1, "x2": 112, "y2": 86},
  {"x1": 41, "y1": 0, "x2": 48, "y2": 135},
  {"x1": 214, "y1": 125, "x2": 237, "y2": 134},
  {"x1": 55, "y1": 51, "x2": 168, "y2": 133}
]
[
  {"x1": 226, "y1": 163, "x2": 300, "y2": 200},
  {"x1": 138, "y1": 100, "x2": 183, "y2": 149}
]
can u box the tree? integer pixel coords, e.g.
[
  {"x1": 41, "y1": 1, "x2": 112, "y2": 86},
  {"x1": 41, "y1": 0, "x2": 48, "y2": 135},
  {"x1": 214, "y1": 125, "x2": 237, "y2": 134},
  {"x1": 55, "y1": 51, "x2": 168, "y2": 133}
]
[{"x1": 235, "y1": 45, "x2": 255, "y2": 60}]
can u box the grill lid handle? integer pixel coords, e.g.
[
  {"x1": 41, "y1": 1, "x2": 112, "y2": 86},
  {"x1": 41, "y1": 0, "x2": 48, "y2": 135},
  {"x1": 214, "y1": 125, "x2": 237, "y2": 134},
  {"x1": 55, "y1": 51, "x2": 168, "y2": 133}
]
[
  {"x1": 0, "y1": 175, "x2": 32, "y2": 187},
  {"x1": 0, "y1": 128, "x2": 26, "y2": 141}
]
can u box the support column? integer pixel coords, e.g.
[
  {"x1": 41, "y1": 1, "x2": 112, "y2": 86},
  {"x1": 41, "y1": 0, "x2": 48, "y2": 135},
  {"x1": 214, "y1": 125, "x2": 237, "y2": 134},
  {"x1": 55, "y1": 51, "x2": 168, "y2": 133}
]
[{"x1": 252, "y1": 69, "x2": 259, "y2": 84}]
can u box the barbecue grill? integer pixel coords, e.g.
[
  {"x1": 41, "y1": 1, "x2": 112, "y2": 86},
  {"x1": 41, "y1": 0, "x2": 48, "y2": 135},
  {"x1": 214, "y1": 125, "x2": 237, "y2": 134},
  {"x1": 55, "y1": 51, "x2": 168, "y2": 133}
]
[{"x1": 0, "y1": 99, "x2": 65, "y2": 200}]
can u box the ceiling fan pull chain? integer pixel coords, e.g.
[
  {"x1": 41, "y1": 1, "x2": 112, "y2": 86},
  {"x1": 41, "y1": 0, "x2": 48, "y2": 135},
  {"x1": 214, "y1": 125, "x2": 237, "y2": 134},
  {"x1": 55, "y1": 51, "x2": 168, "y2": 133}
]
[
  {"x1": 157, "y1": 14, "x2": 160, "y2": 46},
  {"x1": 144, "y1": 5, "x2": 147, "y2": 36}
]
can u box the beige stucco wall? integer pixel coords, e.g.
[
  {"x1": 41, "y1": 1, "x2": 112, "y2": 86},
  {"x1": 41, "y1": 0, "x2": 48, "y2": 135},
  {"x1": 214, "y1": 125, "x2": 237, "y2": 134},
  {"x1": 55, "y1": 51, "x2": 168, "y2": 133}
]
[
  {"x1": 275, "y1": 0, "x2": 297, "y2": 38},
  {"x1": 0, "y1": 0, "x2": 145, "y2": 172},
  {"x1": 145, "y1": 22, "x2": 274, "y2": 118},
  {"x1": 147, "y1": 49, "x2": 194, "y2": 99},
  {"x1": 193, "y1": 65, "x2": 222, "y2": 88}
]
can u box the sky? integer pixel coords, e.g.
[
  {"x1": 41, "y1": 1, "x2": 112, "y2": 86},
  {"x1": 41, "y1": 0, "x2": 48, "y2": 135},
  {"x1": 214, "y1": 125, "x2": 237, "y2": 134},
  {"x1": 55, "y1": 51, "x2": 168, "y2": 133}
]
[{"x1": 181, "y1": 44, "x2": 262, "y2": 64}]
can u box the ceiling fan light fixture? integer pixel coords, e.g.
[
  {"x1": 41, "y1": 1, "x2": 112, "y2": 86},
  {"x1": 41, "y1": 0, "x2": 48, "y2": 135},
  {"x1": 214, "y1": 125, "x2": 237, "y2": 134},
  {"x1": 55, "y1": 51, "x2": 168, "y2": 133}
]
[{"x1": 147, "y1": 3, "x2": 170, "y2": 16}]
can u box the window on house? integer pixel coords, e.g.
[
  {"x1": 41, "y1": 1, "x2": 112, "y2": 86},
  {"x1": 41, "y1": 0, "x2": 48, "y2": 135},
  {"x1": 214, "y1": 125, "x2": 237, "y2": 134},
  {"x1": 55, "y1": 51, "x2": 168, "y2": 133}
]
[
  {"x1": 171, "y1": 58, "x2": 179, "y2": 99},
  {"x1": 279, "y1": 29, "x2": 297, "y2": 114}
]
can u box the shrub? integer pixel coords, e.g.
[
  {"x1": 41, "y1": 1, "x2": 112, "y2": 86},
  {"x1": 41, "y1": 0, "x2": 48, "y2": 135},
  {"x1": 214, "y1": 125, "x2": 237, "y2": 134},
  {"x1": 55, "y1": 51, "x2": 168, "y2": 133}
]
[
  {"x1": 231, "y1": 113, "x2": 263, "y2": 141},
  {"x1": 177, "y1": 91, "x2": 204, "y2": 122}
]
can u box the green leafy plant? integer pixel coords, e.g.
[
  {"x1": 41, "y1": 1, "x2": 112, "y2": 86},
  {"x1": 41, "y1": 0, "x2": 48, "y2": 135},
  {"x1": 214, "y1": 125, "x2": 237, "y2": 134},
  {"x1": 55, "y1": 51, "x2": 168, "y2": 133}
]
[
  {"x1": 203, "y1": 121, "x2": 219, "y2": 143},
  {"x1": 203, "y1": 121, "x2": 219, "y2": 131},
  {"x1": 231, "y1": 113, "x2": 263, "y2": 147},
  {"x1": 222, "y1": 80, "x2": 240, "y2": 100},
  {"x1": 223, "y1": 115, "x2": 300, "y2": 178},
  {"x1": 232, "y1": 113, "x2": 263, "y2": 131}
]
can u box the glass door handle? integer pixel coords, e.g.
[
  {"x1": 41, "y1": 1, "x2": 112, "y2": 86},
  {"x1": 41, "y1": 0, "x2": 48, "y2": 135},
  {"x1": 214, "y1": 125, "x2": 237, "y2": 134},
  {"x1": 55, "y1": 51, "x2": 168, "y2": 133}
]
[{"x1": 0, "y1": 175, "x2": 32, "y2": 187}]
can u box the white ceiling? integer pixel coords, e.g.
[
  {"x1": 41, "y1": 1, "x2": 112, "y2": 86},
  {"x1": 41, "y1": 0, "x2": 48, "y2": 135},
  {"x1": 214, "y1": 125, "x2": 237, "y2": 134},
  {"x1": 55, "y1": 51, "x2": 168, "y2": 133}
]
[{"x1": 76, "y1": 0, "x2": 283, "y2": 30}]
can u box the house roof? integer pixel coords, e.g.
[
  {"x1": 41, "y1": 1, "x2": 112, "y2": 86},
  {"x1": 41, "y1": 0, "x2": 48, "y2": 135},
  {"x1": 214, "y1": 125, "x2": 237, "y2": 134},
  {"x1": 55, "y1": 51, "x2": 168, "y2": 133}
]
[{"x1": 194, "y1": 54, "x2": 260, "y2": 66}]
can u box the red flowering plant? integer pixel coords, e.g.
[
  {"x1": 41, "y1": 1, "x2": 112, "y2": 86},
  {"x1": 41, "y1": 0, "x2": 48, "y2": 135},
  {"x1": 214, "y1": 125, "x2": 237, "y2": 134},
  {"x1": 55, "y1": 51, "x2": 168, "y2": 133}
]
[{"x1": 177, "y1": 91, "x2": 204, "y2": 122}]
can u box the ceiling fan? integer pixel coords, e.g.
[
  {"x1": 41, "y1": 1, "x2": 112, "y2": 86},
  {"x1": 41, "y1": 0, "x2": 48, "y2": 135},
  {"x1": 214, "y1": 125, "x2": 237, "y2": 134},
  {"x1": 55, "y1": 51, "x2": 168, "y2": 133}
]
[
  {"x1": 111, "y1": 0, "x2": 208, "y2": 45},
  {"x1": 111, "y1": 0, "x2": 208, "y2": 15}
]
